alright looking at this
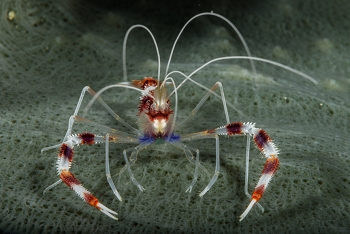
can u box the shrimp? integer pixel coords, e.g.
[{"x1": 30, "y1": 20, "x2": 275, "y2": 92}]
[{"x1": 41, "y1": 12, "x2": 317, "y2": 221}]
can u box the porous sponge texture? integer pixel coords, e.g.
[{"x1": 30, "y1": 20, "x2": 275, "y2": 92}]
[{"x1": 1, "y1": 0, "x2": 350, "y2": 233}]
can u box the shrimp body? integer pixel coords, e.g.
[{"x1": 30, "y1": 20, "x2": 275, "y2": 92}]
[{"x1": 133, "y1": 78, "x2": 174, "y2": 141}]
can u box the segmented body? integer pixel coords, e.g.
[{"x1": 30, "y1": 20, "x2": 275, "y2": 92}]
[{"x1": 133, "y1": 78, "x2": 175, "y2": 140}]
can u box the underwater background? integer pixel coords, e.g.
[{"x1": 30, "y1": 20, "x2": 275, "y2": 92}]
[{"x1": 0, "y1": 0, "x2": 349, "y2": 233}]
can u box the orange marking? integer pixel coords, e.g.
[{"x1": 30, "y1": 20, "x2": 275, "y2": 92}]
[
  {"x1": 84, "y1": 192, "x2": 100, "y2": 209},
  {"x1": 108, "y1": 136, "x2": 117, "y2": 142},
  {"x1": 132, "y1": 77, "x2": 158, "y2": 89},
  {"x1": 60, "y1": 171, "x2": 81, "y2": 187},
  {"x1": 252, "y1": 185, "x2": 265, "y2": 202}
]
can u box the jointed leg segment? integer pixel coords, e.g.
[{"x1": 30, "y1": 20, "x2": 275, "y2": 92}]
[
  {"x1": 42, "y1": 129, "x2": 140, "y2": 220},
  {"x1": 42, "y1": 86, "x2": 141, "y2": 220},
  {"x1": 121, "y1": 141, "x2": 154, "y2": 192},
  {"x1": 42, "y1": 132, "x2": 120, "y2": 219},
  {"x1": 175, "y1": 75, "x2": 279, "y2": 219},
  {"x1": 179, "y1": 121, "x2": 279, "y2": 221},
  {"x1": 179, "y1": 132, "x2": 221, "y2": 197},
  {"x1": 211, "y1": 122, "x2": 279, "y2": 221},
  {"x1": 169, "y1": 141, "x2": 210, "y2": 193}
]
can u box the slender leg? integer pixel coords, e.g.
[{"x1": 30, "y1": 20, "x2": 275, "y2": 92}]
[
  {"x1": 244, "y1": 136, "x2": 264, "y2": 212},
  {"x1": 198, "y1": 134, "x2": 220, "y2": 197},
  {"x1": 73, "y1": 115, "x2": 137, "y2": 139},
  {"x1": 42, "y1": 85, "x2": 139, "y2": 154},
  {"x1": 105, "y1": 133, "x2": 122, "y2": 201},
  {"x1": 185, "y1": 145, "x2": 211, "y2": 192},
  {"x1": 169, "y1": 141, "x2": 210, "y2": 193},
  {"x1": 82, "y1": 87, "x2": 140, "y2": 136},
  {"x1": 121, "y1": 141, "x2": 154, "y2": 191},
  {"x1": 176, "y1": 82, "x2": 230, "y2": 130},
  {"x1": 42, "y1": 179, "x2": 62, "y2": 194},
  {"x1": 244, "y1": 136, "x2": 250, "y2": 198},
  {"x1": 175, "y1": 132, "x2": 220, "y2": 195},
  {"x1": 55, "y1": 86, "x2": 139, "y2": 143},
  {"x1": 209, "y1": 122, "x2": 279, "y2": 221},
  {"x1": 186, "y1": 147, "x2": 199, "y2": 193}
]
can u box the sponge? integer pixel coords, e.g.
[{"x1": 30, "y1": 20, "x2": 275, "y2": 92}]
[{"x1": 1, "y1": 0, "x2": 349, "y2": 233}]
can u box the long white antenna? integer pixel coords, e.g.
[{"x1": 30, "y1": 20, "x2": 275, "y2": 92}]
[
  {"x1": 165, "y1": 12, "x2": 256, "y2": 78},
  {"x1": 166, "y1": 56, "x2": 318, "y2": 95},
  {"x1": 123, "y1": 25, "x2": 161, "y2": 83}
]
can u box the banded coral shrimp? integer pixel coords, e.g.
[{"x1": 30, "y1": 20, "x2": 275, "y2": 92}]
[{"x1": 41, "y1": 12, "x2": 318, "y2": 221}]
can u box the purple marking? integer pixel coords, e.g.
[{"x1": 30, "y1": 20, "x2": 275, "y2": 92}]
[
  {"x1": 139, "y1": 135, "x2": 156, "y2": 144},
  {"x1": 254, "y1": 130, "x2": 270, "y2": 150},
  {"x1": 59, "y1": 144, "x2": 74, "y2": 162},
  {"x1": 167, "y1": 134, "x2": 180, "y2": 142},
  {"x1": 263, "y1": 157, "x2": 279, "y2": 174}
]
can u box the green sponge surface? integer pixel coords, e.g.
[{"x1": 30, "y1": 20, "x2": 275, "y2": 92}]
[{"x1": 1, "y1": 0, "x2": 349, "y2": 233}]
